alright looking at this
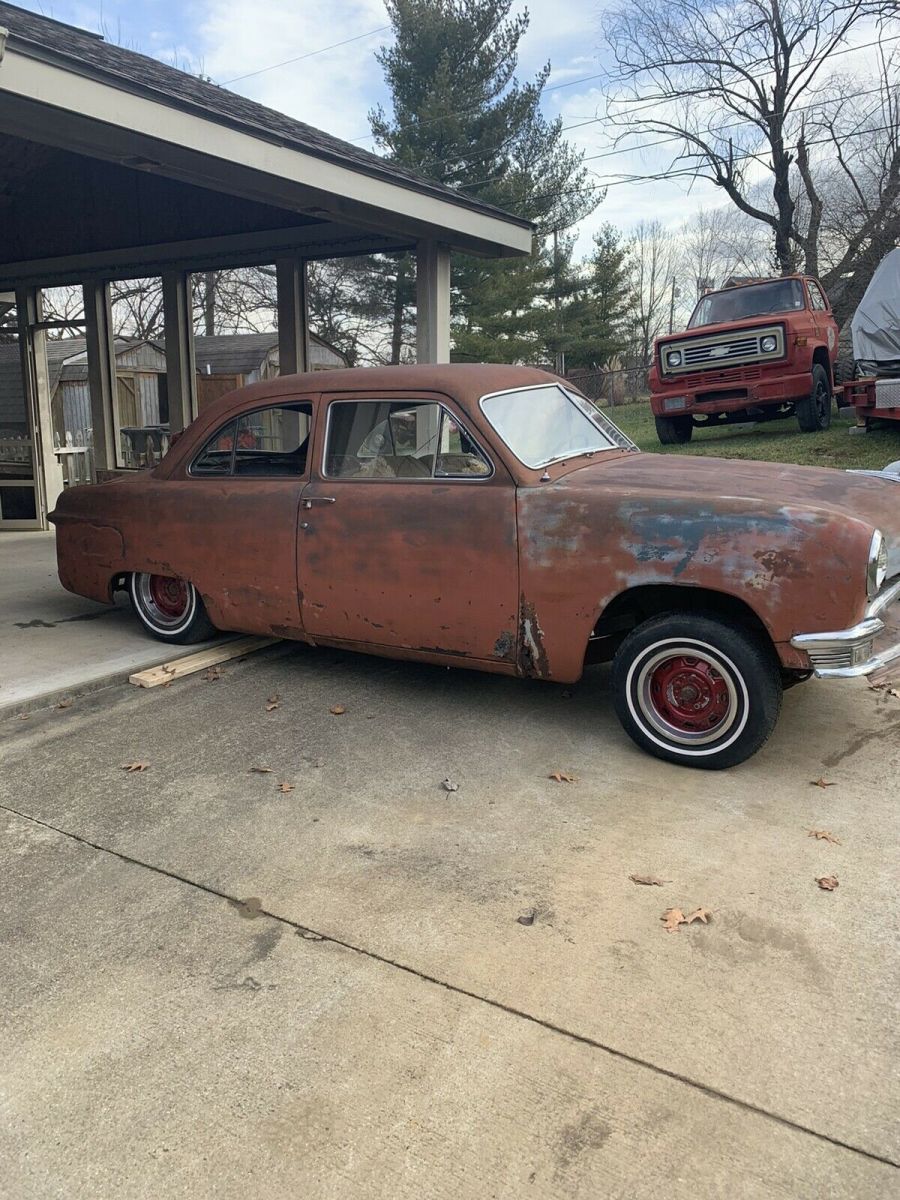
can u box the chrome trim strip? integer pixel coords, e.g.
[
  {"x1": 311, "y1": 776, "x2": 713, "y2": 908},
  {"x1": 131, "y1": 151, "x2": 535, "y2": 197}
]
[{"x1": 867, "y1": 576, "x2": 900, "y2": 620}]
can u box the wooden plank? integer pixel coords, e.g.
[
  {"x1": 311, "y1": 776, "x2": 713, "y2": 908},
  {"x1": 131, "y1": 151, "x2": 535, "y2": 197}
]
[{"x1": 129, "y1": 636, "x2": 280, "y2": 688}]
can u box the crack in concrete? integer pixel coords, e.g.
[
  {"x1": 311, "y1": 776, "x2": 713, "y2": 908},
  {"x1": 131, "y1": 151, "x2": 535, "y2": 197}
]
[{"x1": 2, "y1": 800, "x2": 897, "y2": 1174}]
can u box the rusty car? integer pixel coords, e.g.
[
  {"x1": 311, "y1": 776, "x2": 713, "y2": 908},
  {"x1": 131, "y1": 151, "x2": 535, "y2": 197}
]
[{"x1": 51, "y1": 364, "x2": 900, "y2": 769}]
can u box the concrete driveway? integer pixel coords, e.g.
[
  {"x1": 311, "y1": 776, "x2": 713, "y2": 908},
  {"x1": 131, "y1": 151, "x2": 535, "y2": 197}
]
[{"x1": 1, "y1": 642, "x2": 898, "y2": 1197}]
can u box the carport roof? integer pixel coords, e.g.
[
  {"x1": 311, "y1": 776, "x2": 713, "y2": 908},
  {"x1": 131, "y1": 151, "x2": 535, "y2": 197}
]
[{"x1": 0, "y1": 3, "x2": 532, "y2": 234}]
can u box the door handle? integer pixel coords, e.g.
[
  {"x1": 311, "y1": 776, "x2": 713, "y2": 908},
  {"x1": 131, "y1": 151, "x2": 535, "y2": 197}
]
[{"x1": 303, "y1": 496, "x2": 336, "y2": 508}]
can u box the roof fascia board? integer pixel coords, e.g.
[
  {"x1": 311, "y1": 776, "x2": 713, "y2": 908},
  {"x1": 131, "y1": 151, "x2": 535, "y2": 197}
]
[
  {"x1": 0, "y1": 222, "x2": 414, "y2": 290},
  {"x1": 0, "y1": 46, "x2": 533, "y2": 256}
]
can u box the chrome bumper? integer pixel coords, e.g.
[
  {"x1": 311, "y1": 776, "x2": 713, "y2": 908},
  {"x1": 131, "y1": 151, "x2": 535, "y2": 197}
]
[{"x1": 791, "y1": 579, "x2": 900, "y2": 679}]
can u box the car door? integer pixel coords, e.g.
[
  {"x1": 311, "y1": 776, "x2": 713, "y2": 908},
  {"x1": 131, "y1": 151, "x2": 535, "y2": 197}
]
[
  {"x1": 143, "y1": 397, "x2": 316, "y2": 637},
  {"x1": 298, "y1": 391, "x2": 520, "y2": 668}
]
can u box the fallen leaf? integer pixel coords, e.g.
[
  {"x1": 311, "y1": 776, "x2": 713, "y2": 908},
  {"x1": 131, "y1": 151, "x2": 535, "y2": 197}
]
[
  {"x1": 329, "y1": 704, "x2": 347, "y2": 715},
  {"x1": 516, "y1": 908, "x2": 536, "y2": 926},
  {"x1": 17, "y1": 713, "x2": 30, "y2": 721},
  {"x1": 888, "y1": 688, "x2": 900, "y2": 699},
  {"x1": 549, "y1": 771, "x2": 576, "y2": 783},
  {"x1": 810, "y1": 778, "x2": 836, "y2": 788},
  {"x1": 266, "y1": 694, "x2": 280, "y2": 712},
  {"x1": 250, "y1": 766, "x2": 274, "y2": 774},
  {"x1": 278, "y1": 782, "x2": 295, "y2": 793},
  {"x1": 661, "y1": 907, "x2": 687, "y2": 932},
  {"x1": 441, "y1": 777, "x2": 459, "y2": 792},
  {"x1": 57, "y1": 698, "x2": 73, "y2": 709},
  {"x1": 816, "y1": 875, "x2": 839, "y2": 891},
  {"x1": 297, "y1": 927, "x2": 324, "y2": 941},
  {"x1": 629, "y1": 874, "x2": 669, "y2": 886},
  {"x1": 121, "y1": 761, "x2": 150, "y2": 772},
  {"x1": 231, "y1": 896, "x2": 263, "y2": 918},
  {"x1": 808, "y1": 828, "x2": 841, "y2": 844},
  {"x1": 685, "y1": 907, "x2": 713, "y2": 924},
  {"x1": 204, "y1": 666, "x2": 221, "y2": 682}
]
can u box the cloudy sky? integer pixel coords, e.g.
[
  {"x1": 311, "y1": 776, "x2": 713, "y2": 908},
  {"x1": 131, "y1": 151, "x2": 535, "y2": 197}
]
[{"x1": 15, "y1": 0, "x2": 888, "y2": 255}]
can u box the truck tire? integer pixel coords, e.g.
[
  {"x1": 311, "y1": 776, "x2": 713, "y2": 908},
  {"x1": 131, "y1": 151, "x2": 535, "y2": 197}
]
[
  {"x1": 655, "y1": 414, "x2": 693, "y2": 445},
  {"x1": 611, "y1": 613, "x2": 783, "y2": 770},
  {"x1": 796, "y1": 364, "x2": 832, "y2": 432}
]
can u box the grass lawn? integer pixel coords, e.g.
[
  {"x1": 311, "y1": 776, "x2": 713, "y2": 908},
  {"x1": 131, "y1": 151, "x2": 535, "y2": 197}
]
[{"x1": 609, "y1": 400, "x2": 900, "y2": 471}]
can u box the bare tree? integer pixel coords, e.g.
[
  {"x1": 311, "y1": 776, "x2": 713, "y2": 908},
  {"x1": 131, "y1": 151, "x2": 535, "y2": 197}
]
[
  {"x1": 623, "y1": 219, "x2": 676, "y2": 394},
  {"x1": 603, "y1": 0, "x2": 897, "y2": 320}
]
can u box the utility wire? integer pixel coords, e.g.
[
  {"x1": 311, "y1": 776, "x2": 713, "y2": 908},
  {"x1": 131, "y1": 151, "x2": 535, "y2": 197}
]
[
  {"x1": 347, "y1": 30, "x2": 899, "y2": 145},
  {"x1": 220, "y1": 25, "x2": 390, "y2": 85},
  {"x1": 513, "y1": 117, "x2": 900, "y2": 207},
  {"x1": 442, "y1": 78, "x2": 896, "y2": 184}
]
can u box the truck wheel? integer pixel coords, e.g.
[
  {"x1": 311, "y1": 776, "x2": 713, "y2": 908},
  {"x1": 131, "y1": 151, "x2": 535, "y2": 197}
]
[
  {"x1": 796, "y1": 364, "x2": 832, "y2": 432},
  {"x1": 611, "y1": 613, "x2": 783, "y2": 770},
  {"x1": 655, "y1": 414, "x2": 693, "y2": 445}
]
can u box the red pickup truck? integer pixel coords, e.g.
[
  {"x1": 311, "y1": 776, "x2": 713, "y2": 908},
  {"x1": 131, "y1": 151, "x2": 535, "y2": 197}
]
[{"x1": 649, "y1": 276, "x2": 840, "y2": 445}]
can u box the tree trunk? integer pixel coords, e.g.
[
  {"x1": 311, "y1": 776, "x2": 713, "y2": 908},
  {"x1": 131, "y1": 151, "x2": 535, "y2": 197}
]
[
  {"x1": 203, "y1": 272, "x2": 216, "y2": 337},
  {"x1": 390, "y1": 257, "x2": 408, "y2": 365}
]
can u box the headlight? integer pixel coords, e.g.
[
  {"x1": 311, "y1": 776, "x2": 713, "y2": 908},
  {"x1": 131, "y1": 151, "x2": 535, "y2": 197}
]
[
  {"x1": 760, "y1": 335, "x2": 778, "y2": 353},
  {"x1": 665, "y1": 350, "x2": 683, "y2": 368},
  {"x1": 867, "y1": 529, "x2": 888, "y2": 599}
]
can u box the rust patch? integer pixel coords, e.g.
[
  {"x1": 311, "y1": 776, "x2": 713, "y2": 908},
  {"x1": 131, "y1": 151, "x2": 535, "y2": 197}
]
[
  {"x1": 493, "y1": 630, "x2": 515, "y2": 660},
  {"x1": 752, "y1": 548, "x2": 809, "y2": 578},
  {"x1": 519, "y1": 597, "x2": 550, "y2": 678}
]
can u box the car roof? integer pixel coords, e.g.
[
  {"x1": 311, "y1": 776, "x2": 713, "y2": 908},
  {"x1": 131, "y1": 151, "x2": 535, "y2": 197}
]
[{"x1": 191, "y1": 363, "x2": 565, "y2": 429}]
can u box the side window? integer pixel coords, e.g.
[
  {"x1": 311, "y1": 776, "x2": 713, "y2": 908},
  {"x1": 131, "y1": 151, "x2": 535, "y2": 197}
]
[
  {"x1": 191, "y1": 419, "x2": 237, "y2": 475},
  {"x1": 808, "y1": 281, "x2": 827, "y2": 311},
  {"x1": 190, "y1": 405, "x2": 312, "y2": 477},
  {"x1": 435, "y1": 410, "x2": 491, "y2": 478},
  {"x1": 233, "y1": 404, "x2": 312, "y2": 476},
  {"x1": 325, "y1": 400, "x2": 491, "y2": 480}
]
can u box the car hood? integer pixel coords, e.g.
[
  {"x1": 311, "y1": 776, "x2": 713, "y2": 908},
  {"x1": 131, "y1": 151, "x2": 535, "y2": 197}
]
[{"x1": 558, "y1": 452, "x2": 900, "y2": 577}]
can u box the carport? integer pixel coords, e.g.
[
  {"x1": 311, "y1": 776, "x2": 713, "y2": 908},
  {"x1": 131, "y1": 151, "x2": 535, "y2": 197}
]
[{"x1": 0, "y1": 1, "x2": 532, "y2": 530}]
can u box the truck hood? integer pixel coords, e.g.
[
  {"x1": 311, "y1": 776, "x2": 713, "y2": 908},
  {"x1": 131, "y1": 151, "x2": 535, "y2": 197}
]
[
  {"x1": 558, "y1": 452, "x2": 900, "y2": 577},
  {"x1": 656, "y1": 314, "x2": 788, "y2": 348}
]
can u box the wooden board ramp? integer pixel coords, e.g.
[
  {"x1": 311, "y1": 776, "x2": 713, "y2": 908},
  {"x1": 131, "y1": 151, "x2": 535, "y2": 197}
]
[{"x1": 129, "y1": 636, "x2": 280, "y2": 688}]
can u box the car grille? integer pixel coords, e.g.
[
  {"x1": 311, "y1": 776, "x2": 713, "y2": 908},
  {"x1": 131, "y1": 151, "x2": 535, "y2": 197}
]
[
  {"x1": 681, "y1": 365, "x2": 762, "y2": 389},
  {"x1": 662, "y1": 325, "x2": 783, "y2": 375}
]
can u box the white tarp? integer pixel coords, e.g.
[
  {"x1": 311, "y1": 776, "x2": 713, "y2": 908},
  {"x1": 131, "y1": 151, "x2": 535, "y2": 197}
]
[{"x1": 851, "y1": 247, "x2": 900, "y2": 363}]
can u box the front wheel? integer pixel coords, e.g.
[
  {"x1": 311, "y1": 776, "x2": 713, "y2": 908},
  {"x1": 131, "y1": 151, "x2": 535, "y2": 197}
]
[
  {"x1": 129, "y1": 572, "x2": 217, "y2": 644},
  {"x1": 796, "y1": 364, "x2": 832, "y2": 432},
  {"x1": 655, "y1": 414, "x2": 693, "y2": 445},
  {"x1": 611, "y1": 614, "x2": 782, "y2": 769}
]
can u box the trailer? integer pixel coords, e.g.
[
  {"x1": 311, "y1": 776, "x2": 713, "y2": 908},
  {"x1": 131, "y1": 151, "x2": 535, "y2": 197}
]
[{"x1": 844, "y1": 248, "x2": 900, "y2": 428}]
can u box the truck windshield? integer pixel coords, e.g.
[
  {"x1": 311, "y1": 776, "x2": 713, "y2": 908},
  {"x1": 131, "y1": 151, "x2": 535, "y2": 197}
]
[
  {"x1": 480, "y1": 384, "x2": 636, "y2": 469},
  {"x1": 688, "y1": 279, "x2": 805, "y2": 328}
]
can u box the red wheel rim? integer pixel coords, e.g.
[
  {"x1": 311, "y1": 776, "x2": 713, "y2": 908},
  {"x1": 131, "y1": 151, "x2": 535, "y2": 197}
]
[
  {"x1": 148, "y1": 574, "x2": 189, "y2": 619},
  {"x1": 647, "y1": 654, "x2": 731, "y2": 735}
]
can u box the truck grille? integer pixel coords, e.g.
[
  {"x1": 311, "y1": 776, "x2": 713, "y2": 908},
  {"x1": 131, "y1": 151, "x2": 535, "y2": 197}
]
[{"x1": 662, "y1": 325, "x2": 784, "y2": 376}]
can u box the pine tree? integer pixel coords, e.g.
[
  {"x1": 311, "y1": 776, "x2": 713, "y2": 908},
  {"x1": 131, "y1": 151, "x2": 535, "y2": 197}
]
[{"x1": 369, "y1": 0, "x2": 600, "y2": 362}]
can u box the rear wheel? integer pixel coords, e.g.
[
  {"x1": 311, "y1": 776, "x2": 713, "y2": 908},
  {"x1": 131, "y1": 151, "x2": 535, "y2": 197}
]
[
  {"x1": 611, "y1": 613, "x2": 782, "y2": 769},
  {"x1": 655, "y1": 414, "x2": 693, "y2": 445},
  {"x1": 796, "y1": 364, "x2": 832, "y2": 432},
  {"x1": 129, "y1": 572, "x2": 217, "y2": 644}
]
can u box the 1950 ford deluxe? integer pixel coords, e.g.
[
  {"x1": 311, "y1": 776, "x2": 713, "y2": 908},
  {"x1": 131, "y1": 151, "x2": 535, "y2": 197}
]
[{"x1": 51, "y1": 364, "x2": 900, "y2": 769}]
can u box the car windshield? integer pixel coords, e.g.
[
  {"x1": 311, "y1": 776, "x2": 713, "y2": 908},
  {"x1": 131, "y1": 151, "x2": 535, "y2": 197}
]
[
  {"x1": 688, "y1": 279, "x2": 805, "y2": 328},
  {"x1": 480, "y1": 384, "x2": 636, "y2": 469}
]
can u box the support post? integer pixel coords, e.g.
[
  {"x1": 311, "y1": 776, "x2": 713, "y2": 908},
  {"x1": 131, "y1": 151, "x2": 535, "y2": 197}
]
[
  {"x1": 416, "y1": 240, "x2": 451, "y2": 364},
  {"x1": 162, "y1": 271, "x2": 197, "y2": 434},
  {"x1": 82, "y1": 280, "x2": 118, "y2": 474},
  {"x1": 276, "y1": 258, "x2": 309, "y2": 375},
  {"x1": 16, "y1": 287, "x2": 64, "y2": 522}
]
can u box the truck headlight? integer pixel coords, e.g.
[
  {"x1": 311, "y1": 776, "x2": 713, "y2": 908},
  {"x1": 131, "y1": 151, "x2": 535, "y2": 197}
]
[
  {"x1": 665, "y1": 350, "x2": 682, "y2": 368},
  {"x1": 867, "y1": 529, "x2": 888, "y2": 598},
  {"x1": 760, "y1": 335, "x2": 778, "y2": 352}
]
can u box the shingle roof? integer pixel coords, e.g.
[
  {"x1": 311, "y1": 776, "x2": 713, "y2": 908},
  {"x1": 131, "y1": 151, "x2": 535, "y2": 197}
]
[{"x1": 0, "y1": 2, "x2": 532, "y2": 233}]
